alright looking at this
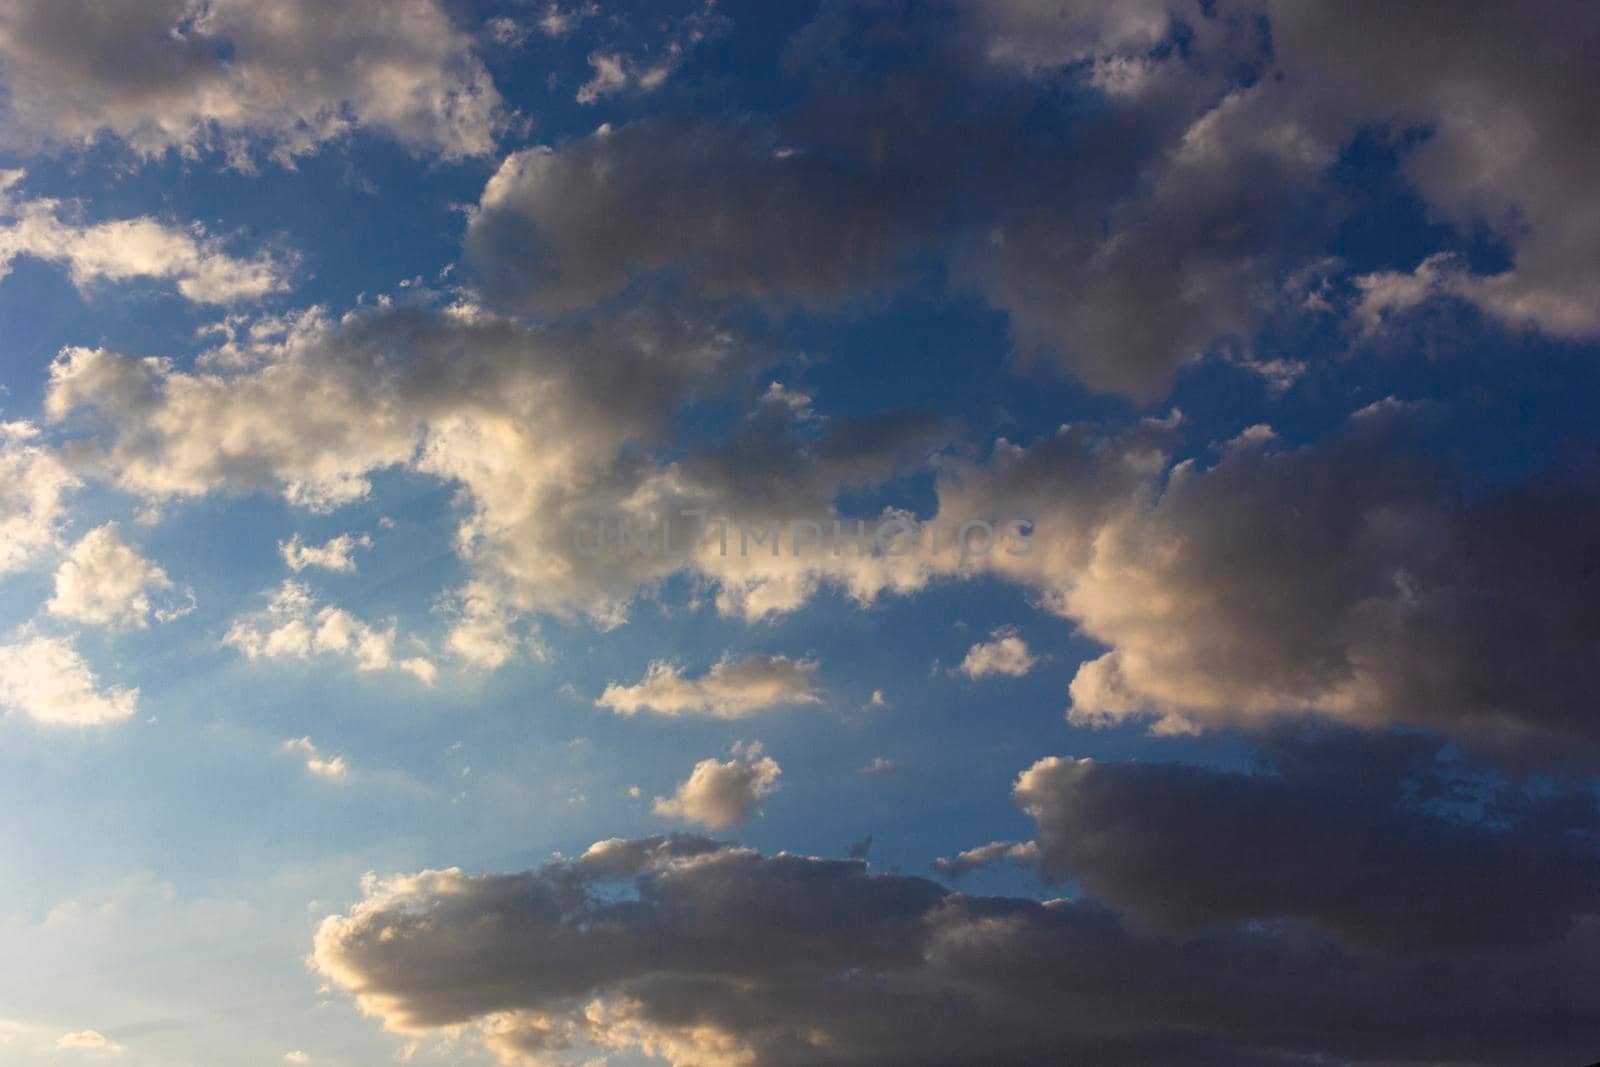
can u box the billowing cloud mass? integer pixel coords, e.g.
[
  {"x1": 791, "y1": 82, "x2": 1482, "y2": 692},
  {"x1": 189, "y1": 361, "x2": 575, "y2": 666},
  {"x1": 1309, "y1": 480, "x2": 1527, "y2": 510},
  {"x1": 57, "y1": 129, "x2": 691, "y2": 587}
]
[
  {"x1": 279, "y1": 532, "x2": 371, "y2": 574},
  {"x1": 0, "y1": 633, "x2": 138, "y2": 726},
  {"x1": 0, "y1": 420, "x2": 78, "y2": 575},
  {"x1": 224, "y1": 581, "x2": 436, "y2": 684},
  {"x1": 462, "y1": 1, "x2": 1600, "y2": 398},
  {"x1": 313, "y1": 834, "x2": 1600, "y2": 1067},
  {"x1": 653, "y1": 742, "x2": 781, "y2": 829},
  {"x1": 0, "y1": 0, "x2": 504, "y2": 162},
  {"x1": 0, "y1": 171, "x2": 289, "y2": 302},
  {"x1": 927, "y1": 405, "x2": 1600, "y2": 762},
  {"x1": 47, "y1": 524, "x2": 175, "y2": 629},
  {"x1": 38, "y1": 294, "x2": 1600, "y2": 761},
  {"x1": 39, "y1": 303, "x2": 947, "y2": 637},
  {"x1": 957, "y1": 627, "x2": 1036, "y2": 678},
  {"x1": 597, "y1": 653, "x2": 821, "y2": 718}
]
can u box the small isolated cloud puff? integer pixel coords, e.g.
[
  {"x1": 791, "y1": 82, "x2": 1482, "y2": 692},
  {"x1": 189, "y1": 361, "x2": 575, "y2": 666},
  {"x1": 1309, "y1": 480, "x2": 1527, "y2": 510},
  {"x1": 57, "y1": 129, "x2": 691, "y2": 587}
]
[
  {"x1": 0, "y1": 633, "x2": 137, "y2": 726},
  {"x1": 225, "y1": 581, "x2": 436, "y2": 684},
  {"x1": 47, "y1": 523, "x2": 175, "y2": 629},
  {"x1": 597, "y1": 653, "x2": 821, "y2": 718},
  {"x1": 279, "y1": 532, "x2": 372, "y2": 573},
  {"x1": 0, "y1": 174, "x2": 290, "y2": 303},
  {"x1": 931, "y1": 839, "x2": 1041, "y2": 879},
  {"x1": 55, "y1": 1029, "x2": 122, "y2": 1053},
  {"x1": 653, "y1": 741, "x2": 781, "y2": 829},
  {"x1": 282, "y1": 737, "x2": 349, "y2": 780},
  {"x1": 957, "y1": 627, "x2": 1037, "y2": 678}
]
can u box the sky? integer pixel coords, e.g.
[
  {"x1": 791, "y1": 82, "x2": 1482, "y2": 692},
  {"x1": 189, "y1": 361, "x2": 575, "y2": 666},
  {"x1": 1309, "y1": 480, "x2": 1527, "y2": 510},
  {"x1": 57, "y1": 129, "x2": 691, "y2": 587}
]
[{"x1": 1, "y1": 1, "x2": 1599, "y2": 1065}]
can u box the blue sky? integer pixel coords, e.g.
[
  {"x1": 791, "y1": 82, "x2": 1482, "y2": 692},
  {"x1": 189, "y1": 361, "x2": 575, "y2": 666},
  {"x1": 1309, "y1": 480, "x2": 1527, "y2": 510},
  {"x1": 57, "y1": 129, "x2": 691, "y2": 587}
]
[{"x1": 2, "y1": 2, "x2": 1599, "y2": 1065}]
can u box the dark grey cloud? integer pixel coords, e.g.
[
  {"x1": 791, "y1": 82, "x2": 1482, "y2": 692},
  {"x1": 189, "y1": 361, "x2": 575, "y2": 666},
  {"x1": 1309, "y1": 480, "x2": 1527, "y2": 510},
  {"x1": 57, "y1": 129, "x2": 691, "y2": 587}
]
[
  {"x1": 465, "y1": 0, "x2": 1600, "y2": 400},
  {"x1": 1010, "y1": 738, "x2": 1600, "y2": 952},
  {"x1": 315, "y1": 834, "x2": 1600, "y2": 1066}
]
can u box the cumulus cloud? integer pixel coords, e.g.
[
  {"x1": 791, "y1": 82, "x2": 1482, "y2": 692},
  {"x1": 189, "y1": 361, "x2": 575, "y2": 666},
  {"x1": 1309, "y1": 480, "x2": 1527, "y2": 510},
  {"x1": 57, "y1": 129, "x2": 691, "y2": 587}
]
[
  {"x1": 46, "y1": 524, "x2": 175, "y2": 629},
  {"x1": 653, "y1": 742, "x2": 781, "y2": 829},
  {"x1": 0, "y1": 420, "x2": 78, "y2": 575},
  {"x1": 224, "y1": 581, "x2": 436, "y2": 684},
  {"x1": 465, "y1": 120, "x2": 934, "y2": 315},
  {"x1": 459, "y1": 1, "x2": 1600, "y2": 399},
  {"x1": 279, "y1": 532, "x2": 372, "y2": 573},
  {"x1": 1009, "y1": 737, "x2": 1600, "y2": 952},
  {"x1": 39, "y1": 296, "x2": 1600, "y2": 759},
  {"x1": 0, "y1": 633, "x2": 138, "y2": 726},
  {"x1": 956, "y1": 627, "x2": 1036, "y2": 678},
  {"x1": 312, "y1": 834, "x2": 1600, "y2": 1066},
  {"x1": 281, "y1": 736, "x2": 349, "y2": 780},
  {"x1": 916, "y1": 404, "x2": 1600, "y2": 763},
  {"x1": 597, "y1": 653, "x2": 821, "y2": 718},
  {"x1": 40, "y1": 299, "x2": 948, "y2": 644},
  {"x1": 0, "y1": 172, "x2": 290, "y2": 302},
  {"x1": 0, "y1": 0, "x2": 504, "y2": 163}
]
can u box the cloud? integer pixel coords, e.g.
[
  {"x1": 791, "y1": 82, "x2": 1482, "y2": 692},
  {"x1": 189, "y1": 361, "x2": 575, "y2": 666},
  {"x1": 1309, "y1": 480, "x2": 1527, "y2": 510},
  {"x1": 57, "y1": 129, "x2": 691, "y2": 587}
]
[
  {"x1": 281, "y1": 737, "x2": 349, "y2": 781},
  {"x1": 461, "y1": 1, "x2": 1600, "y2": 399},
  {"x1": 1009, "y1": 737, "x2": 1600, "y2": 952},
  {"x1": 0, "y1": 633, "x2": 137, "y2": 726},
  {"x1": 225, "y1": 581, "x2": 436, "y2": 684},
  {"x1": 0, "y1": 173, "x2": 290, "y2": 302},
  {"x1": 930, "y1": 839, "x2": 1039, "y2": 879},
  {"x1": 55, "y1": 1030, "x2": 123, "y2": 1054},
  {"x1": 46, "y1": 523, "x2": 175, "y2": 629},
  {"x1": 279, "y1": 532, "x2": 372, "y2": 573},
  {"x1": 465, "y1": 120, "x2": 934, "y2": 315},
  {"x1": 858, "y1": 756, "x2": 895, "y2": 777},
  {"x1": 41, "y1": 299, "x2": 744, "y2": 625},
  {"x1": 921, "y1": 404, "x2": 1600, "y2": 763},
  {"x1": 313, "y1": 834, "x2": 1600, "y2": 1066},
  {"x1": 0, "y1": 0, "x2": 504, "y2": 163},
  {"x1": 0, "y1": 420, "x2": 78, "y2": 575},
  {"x1": 956, "y1": 627, "x2": 1036, "y2": 678},
  {"x1": 597, "y1": 654, "x2": 821, "y2": 718},
  {"x1": 653, "y1": 742, "x2": 781, "y2": 829},
  {"x1": 40, "y1": 299, "x2": 947, "y2": 643},
  {"x1": 41, "y1": 297, "x2": 1600, "y2": 761}
]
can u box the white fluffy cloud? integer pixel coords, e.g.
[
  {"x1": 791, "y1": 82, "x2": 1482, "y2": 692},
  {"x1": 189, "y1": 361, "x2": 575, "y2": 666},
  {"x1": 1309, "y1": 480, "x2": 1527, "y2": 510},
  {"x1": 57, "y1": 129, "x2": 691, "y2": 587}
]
[
  {"x1": 0, "y1": 171, "x2": 289, "y2": 302},
  {"x1": 0, "y1": 420, "x2": 78, "y2": 575},
  {"x1": 598, "y1": 654, "x2": 821, "y2": 718},
  {"x1": 0, "y1": 633, "x2": 138, "y2": 726},
  {"x1": 653, "y1": 742, "x2": 781, "y2": 830},
  {"x1": 279, "y1": 532, "x2": 371, "y2": 574},
  {"x1": 224, "y1": 581, "x2": 436, "y2": 684},
  {"x1": 0, "y1": 0, "x2": 504, "y2": 163},
  {"x1": 957, "y1": 627, "x2": 1037, "y2": 678},
  {"x1": 47, "y1": 524, "x2": 175, "y2": 629}
]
